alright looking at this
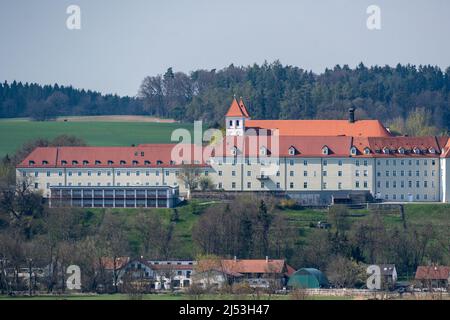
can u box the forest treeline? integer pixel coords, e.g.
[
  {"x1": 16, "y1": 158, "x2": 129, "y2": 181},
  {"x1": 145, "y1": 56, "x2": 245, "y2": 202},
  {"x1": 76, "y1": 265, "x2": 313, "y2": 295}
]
[{"x1": 2, "y1": 62, "x2": 450, "y2": 133}]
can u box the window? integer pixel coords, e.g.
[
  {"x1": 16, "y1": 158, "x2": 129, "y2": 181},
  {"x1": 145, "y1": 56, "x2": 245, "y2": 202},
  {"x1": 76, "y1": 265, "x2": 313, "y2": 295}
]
[
  {"x1": 165, "y1": 171, "x2": 169, "y2": 176},
  {"x1": 338, "y1": 182, "x2": 342, "y2": 190},
  {"x1": 393, "y1": 170, "x2": 397, "y2": 177},
  {"x1": 95, "y1": 160, "x2": 101, "y2": 165},
  {"x1": 260, "y1": 182, "x2": 265, "y2": 188},
  {"x1": 156, "y1": 171, "x2": 160, "y2": 176},
  {"x1": 303, "y1": 160, "x2": 308, "y2": 166},
  {"x1": 416, "y1": 181, "x2": 420, "y2": 188},
  {"x1": 350, "y1": 146, "x2": 357, "y2": 156},
  {"x1": 289, "y1": 147, "x2": 296, "y2": 155},
  {"x1": 276, "y1": 171, "x2": 280, "y2": 177},
  {"x1": 290, "y1": 182, "x2": 294, "y2": 189},
  {"x1": 132, "y1": 160, "x2": 138, "y2": 166},
  {"x1": 303, "y1": 171, "x2": 307, "y2": 177},
  {"x1": 355, "y1": 170, "x2": 360, "y2": 177},
  {"x1": 355, "y1": 160, "x2": 360, "y2": 166},
  {"x1": 289, "y1": 159, "x2": 294, "y2": 166},
  {"x1": 424, "y1": 181, "x2": 428, "y2": 188},
  {"x1": 322, "y1": 146, "x2": 329, "y2": 155},
  {"x1": 78, "y1": 171, "x2": 82, "y2": 176},
  {"x1": 231, "y1": 147, "x2": 237, "y2": 156},
  {"x1": 34, "y1": 183, "x2": 38, "y2": 189},
  {"x1": 323, "y1": 171, "x2": 327, "y2": 177},
  {"x1": 259, "y1": 146, "x2": 267, "y2": 156},
  {"x1": 276, "y1": 182, "x2": 280, "y2": 189},
  {"x1": 229, "y1": 120, "x2": 233, "y2": 127},
  {"x1": 364, "y1": 148, "x2": 370, "y2": 155},
  {"x1": 218, "y1": 182, "x2": 222, "y2": 189},
  {"x1": 289, "y1": 171, "x2": 294, "y2": 177},
  {"x1": 205, "y1": 171, "x2": 209, "y2": 176},
  {"x1": 303, "y1": 182, "x2": 308, "y2": 189},
  {"x1": 355, "y1": 181, "x2": 360, "y2": 188},
  {"x1": 231, "y1": 182, "x2": 236, "y2": 189},
  {"x1": 58, "y1": 171, "x2": 63, "y2": 176},
  {"x1": 364, "y1": 181, "x2": 368, "y2": 188},
  {"x1": 236, "y1": 120, "x2": 240, "y2": 127},
  {"x1": 46, "y1": 171, "x2": 50, "y2": 177},
  {"x1": 338, "y1": 171, "x2": 342, "y2": 177},
  {"x1": 363, "y1": 170, "x2": 368, "y2": 177},
  {"x1": 323, "y1": 160, "x2": 327, "y2": 166},
  {"x1": 338, "y1": 160, "x2": 343, "y2": 166},
  {"x1": 232, "y1": 171, "x2": 236, "y2": 176},
  {"x1": 323, "y1": 182, "x2": 327, "y2": 189},
  {"x1": 247, "y1": 182, "x2": 251, "y2": 188},
  {"x1": 68, "y1": 171, "x2": 72, "y2": 176},
  {"x1": 385, "y1": 181, "x2": 389, "y2": 188},
  {"x1": 383, "y1": 147, "x2": 390, "y2": 154},
  {"x1": 107, "y1": 160, "x2": 113, "y2": 165},
  {"x1": 120, "y1": 160, "x2": 126, "y2": 165},
  {"x1": 218, "y1": 170, "x2": 223, "y2": 176}
]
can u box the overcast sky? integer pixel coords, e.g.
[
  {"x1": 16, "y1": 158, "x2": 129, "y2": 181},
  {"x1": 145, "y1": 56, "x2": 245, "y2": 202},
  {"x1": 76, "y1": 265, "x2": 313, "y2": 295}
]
[{"x1": 1, "y1": 0, "x2": 449, "y2": 96}]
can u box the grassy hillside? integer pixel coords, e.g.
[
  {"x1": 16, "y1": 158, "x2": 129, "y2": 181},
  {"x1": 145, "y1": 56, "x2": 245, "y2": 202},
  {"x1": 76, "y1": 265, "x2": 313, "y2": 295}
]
[
  {"x1": 78, "y1": 202, "x2": 450, "y2": 260},
  {"x1": 0, "y1": 119, "x2": 194, "y2": 157}
]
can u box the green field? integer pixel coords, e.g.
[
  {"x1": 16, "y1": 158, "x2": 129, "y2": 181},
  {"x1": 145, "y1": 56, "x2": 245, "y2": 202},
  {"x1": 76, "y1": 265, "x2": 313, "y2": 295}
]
[{"x1": 0, "y1": 119, "x2": 195, "y2": 157}]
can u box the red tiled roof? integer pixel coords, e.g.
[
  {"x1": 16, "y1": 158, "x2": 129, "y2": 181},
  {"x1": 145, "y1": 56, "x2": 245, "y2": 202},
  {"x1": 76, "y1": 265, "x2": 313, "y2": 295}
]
[
  {"x1": 212, "y1": 135, "x2": 353, "y2": 158},
  {"x1": 353, "y1": 136, "x2": 443, "y2": 158},
  {"x1": 245, "y1": 119, "x2": 391, "y2": 137},
  {"x1": 226, "y1": 97, "x2": 250, "y2": 118},
  {"x1": 17, "y1": 144, "x2": 208, "y2": 168},
  {"x1": 415, "y1": 266, "x2": 450, "y2": 280},
  {"x1": 220, "y1": 259, "x2": 287, "y2": 274}
]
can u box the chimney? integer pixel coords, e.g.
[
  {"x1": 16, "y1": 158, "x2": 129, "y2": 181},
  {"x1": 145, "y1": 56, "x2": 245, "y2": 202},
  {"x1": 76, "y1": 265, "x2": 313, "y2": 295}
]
[
  {"x1": 234, "y1": 256, "x2": 237, "y2": 262},
  {"x1": 265, "y1": 256, "x2": 269, "y2": 263},
  {"x1": 348, "y1": 107, "x2": 355, "y2": 123}
]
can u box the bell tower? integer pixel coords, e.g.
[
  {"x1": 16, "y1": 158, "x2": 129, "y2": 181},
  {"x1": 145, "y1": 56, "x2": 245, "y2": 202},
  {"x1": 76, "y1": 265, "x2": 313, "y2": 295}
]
[{"x1": 225, "y1": 96, "x2": 250, "y2": 136}]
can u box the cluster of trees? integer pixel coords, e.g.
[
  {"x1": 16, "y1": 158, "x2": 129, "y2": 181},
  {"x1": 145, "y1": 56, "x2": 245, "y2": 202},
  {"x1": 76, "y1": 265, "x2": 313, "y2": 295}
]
[
  {"x1": 139, "y1": 62, "x2": 450, "y2": 133},
  {"x1": 192, "y1": 196, "x2": 296, "y2": 260},
  {"x1": 297, "y1": 205, "x2": 447, "y2": 287},
  {"x1": 0, "y1": 81, "x2": 143, "y2": 120},
  {"x1": 3, "y1": 62, "x2": 450, "y2": 135}
]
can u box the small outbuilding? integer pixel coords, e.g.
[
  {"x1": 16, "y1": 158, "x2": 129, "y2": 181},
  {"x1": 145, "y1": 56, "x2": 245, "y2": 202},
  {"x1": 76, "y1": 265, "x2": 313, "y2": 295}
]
[{"x1": 288, "y1": 268, "x2": 329, "y2": 289}]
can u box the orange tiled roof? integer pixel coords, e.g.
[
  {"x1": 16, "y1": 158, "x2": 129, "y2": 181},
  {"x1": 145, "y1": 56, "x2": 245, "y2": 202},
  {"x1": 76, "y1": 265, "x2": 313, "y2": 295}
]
[
  {"x1": 415, "y1": 266, "x2": 450, "y2": 280},
  {"x1": 226, "y1": 97, "x2": 250, "y2": 118},
  {"x1": 221, "y1": 259, "x2": 287, "y2": 274},
  {"x1": 212, "y1": 135, "x2": 353, "y2": 158},
  {"x1": 245, "y1": 119, "x2": 391, "y2": 137},
  {"x1": 352, "y1": 136, "x2": 445, "y2": 158},
  {"x1": 17, "y1": 144, "x2": 208, "y2": 168}
]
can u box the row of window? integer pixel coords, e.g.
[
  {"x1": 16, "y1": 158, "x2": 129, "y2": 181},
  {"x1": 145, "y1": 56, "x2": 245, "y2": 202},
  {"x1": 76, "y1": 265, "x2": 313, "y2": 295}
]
[
  {"x1": 377, "y1": 159, "x2": 436, "y2": 166},
  {"x1": 381, "y1": 193, "x2": 435, "y2": 201},
  {"x1": 377, "y1": 170, "x2": 436, "y2": 177},
  {"x1": 377, "y1": 180, "x2": 435, "y2": 188},
  {"x1": 28, "y1": 170, "x2": 209, "y2": 177},
  {"x1": 36, "y1": 182, "x2": 179, "y2": 189},
  {"x1": 216, "y1": 181, "x2": 368, "y2": 190}
]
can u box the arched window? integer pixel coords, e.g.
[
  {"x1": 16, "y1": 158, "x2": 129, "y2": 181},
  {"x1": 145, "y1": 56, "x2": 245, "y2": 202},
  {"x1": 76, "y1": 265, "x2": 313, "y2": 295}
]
[{"x1": 322, "y1": 146, "x2": 329, "y2": 155}]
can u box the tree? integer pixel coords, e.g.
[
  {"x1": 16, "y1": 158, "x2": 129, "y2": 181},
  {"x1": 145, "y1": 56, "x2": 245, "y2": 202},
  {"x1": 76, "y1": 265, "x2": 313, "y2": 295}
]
[
  {"x1": 199, "y1": 176, "x2": 214, "y2": 191},
  {"x1": 177, "y1": 165, "x2": 201, "y2": 199},
  {"x1": 326, "y1": 255, "x2": 365, "y2": 288}
]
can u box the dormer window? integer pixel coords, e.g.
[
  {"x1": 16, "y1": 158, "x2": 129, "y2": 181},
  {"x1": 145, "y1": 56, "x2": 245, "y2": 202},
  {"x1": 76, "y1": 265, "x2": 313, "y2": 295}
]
[
  {"x1": 95, "y1": 160, "x2": 101, "y2": 165},
  {"x1": 29, "y1": 160, "x2": 35, "y2": 166},
  {"x1": 72, "y1": 160, "x2": 78, "y2": 165},
  {"x1": 398, "y1": 147, "x2": 405, "y2": 154},
  {"x1": 157, "y1": 160, "x2": 163, "y2": 165},
  {"x1": 236, "y1": 120, "x2": 240, "y2": 127},
  {"x1": 288, "y1": 147, "x2": 296, "y2": 156},
  {"x1": 42, "y1": 160, "x2": 48, "y2": 165},
  {"x1": 170, "y1": 160, "x2": 175, "y2": 165},
  {"x1": 140, "y1": 152, "x2": 145, "y2": 157},
  {"x1": 107, "y1": 160, "x2": 114, "y2": 165},
  {"x1": 350, "y1": 146, "x2": 357, "y2": 156},
  {"x1": 413, "y1": 147, "x2": 420, "y2": 154},
  {"x1": 363, "y1": 147, "x2": 371, "y2": 155},
  {"x1": 61, "y1": 160, "x2": 67, "y2": 166},
  {"x1": 231, "y1": 146, "x2": 237, "y2": 156},
  {"x1": 322, "y1": 146, "x2": 329, "y2": 155},
  {"x1": 382, "y1": 147, "x2": 390, "y2": 154},
  {"x1": 429, "y1": 147, "x2": 436, "y2": 154},
  {"x1": 83, "y1": 160, "x2": 89, "y2": 165},
  {"x1": 132, "y1": 160, "x2": 138, "y2": 166},
  {"x1": 144, "y1": 160, "x2": 151, "y2": 165},
  {"x1": 120, "y1": 160, "x2": 126, "y2": 165},
  {"x1": 229, "y1": 120, "x2": 233, "y2": 127},
  {"x1": 260, "y1": 146, "x2": 267, "y2": 156}
]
